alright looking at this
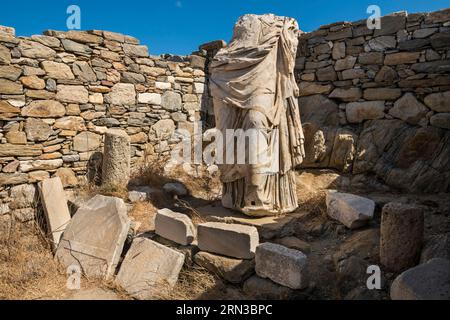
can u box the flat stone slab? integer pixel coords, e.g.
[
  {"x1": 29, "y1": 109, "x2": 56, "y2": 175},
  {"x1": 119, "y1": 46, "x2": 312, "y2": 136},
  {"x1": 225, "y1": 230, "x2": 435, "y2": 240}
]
[
  {"x1": 391, "y1": 258, "x2": 450, "y2": 300},
  {"x1": 326, "y1": 190, "x2": 375, "y2": 229},
  {"x1": 194, "y1": 251, "x2": 254, "y2": 284},
  {"x1": 116, "y1": 237, "x2": 185, "y2": 300},
  {"x1": 255, "y1": 242, "x2": 308, "y2": 290},
  {"x1": 38, "y1": 177, "x2": 71, "y2": 250},
  {"x1": 196, "y1": 202, "x2": 304, "y2": 240},
  {"x1": 155, "y1": 208, "x2": 196, "y2": 245},
  {"x1": 55, "y1": 195, "x2": 130, "y2": 279},
  {"x1": 197, "y1": 222, "x2": 259, "y2": 259}
]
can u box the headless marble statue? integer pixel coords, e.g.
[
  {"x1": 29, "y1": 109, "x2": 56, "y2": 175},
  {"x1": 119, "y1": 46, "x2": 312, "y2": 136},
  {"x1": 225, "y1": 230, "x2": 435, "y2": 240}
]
[{"x1": 209, "y1": 14, "x2": 305, "y2": 217}]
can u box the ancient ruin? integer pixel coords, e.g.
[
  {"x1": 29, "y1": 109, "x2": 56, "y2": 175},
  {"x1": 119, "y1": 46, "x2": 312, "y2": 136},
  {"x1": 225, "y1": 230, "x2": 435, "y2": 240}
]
[{"x1": 1, "y1": 6, "x2": 450, "y2": 301}]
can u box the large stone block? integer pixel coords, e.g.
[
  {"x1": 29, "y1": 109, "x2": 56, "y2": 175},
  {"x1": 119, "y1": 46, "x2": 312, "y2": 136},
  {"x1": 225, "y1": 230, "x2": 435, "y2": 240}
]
[
  {"x1": 38, "y1": 177, "x2": 71, "y2": 249},
  {"x1": 389, "y1": 93, "x2": 429, "y2": 125},
  {"x1": 56, "y1": 85, "x2": 89, "y2": 104},
  {"x1": 73, "y1": 131, "x2": 102, "y2": 152},
  {"x1": 346, "y1": 101, "x2": 385, "y2": 123},
  {"x1": 391, "y1": 258, "x2": 450, "y2": 300},
  {"x1": 155, "y1": 208, "x2": 196, "y2": 245},
  {"x1": 255, "y1": 242, "x2": 308, "y2": 290},
  {"x1": 197, "y1": 222, "x2": 259, "y2": 259},
  {"x1": 101, "y1": 129, "x2": 130, "y2": 188},
  {"x1": 55, "y1": 195, "x2": 130, "y2": 278},
  {"x1": 104, "y1": 83, "x2": 136, "y2": 106},
  {"x1": 326, "y1": 190, "x2": 375, "y2": 229},
  {"x1": 424, "y1": 91, "x2": 450, "y2": 113},
  {"x1": 41, "y1": 61, "x2": 75, "y2": 80},
  {"x1": 380, "y1": 202, "x2": 424, "y2": 272},
  {"x1": 116, "y1": 238, "x2": 185, "y2": 300},
  {"x1": 21, "y1": 100, "x2": 65, "y2": 118}
]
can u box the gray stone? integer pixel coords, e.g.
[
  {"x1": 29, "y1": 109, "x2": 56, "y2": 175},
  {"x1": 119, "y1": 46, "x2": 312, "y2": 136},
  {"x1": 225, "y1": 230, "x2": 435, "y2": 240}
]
[
  {"x1": 389, "y1": 93, "x2": 429, "y2": 125},
  {"x1": 138, "y1": 93, "x2": 161, "y2": 105},
  {"x1": 255, "y1": 242, "x2": 308, "y2": 290},
  {"x1": 332, "y1": 42, "x2": 346, "y2": 60},
  {"x1": 316, "y1": 66, "x2": 337, "y2": 81},
  {"x1": 24, "y1": 118, "x2": 53, "y2": 142},
  {"x1": 346, "y1": 101, "x2": 385, "y2": 123},
  {"x1": 358, "y1": 52, "x2": 384, "y2": 65},
  {"x1": 424, "y1": 91, "x2": 450, "y2": 112},
  {"x1": 299, "y1": 94, "x2": 339, "y2": 126},
  {"x1": 380, "y1": 202, "x2": 424, "y2": 272},
  {"x1": 101, "y1": 129, "x2": 130, "y2": 188},
  {"x1": 161, "y1": 91, "x2": 182, "y2": 111},
  {"x1": 430, "y1": 113, "x2": 450, "y2": 129},
  {"x1": 329, "y1": 88, "x2": 362, "y2": 102},
  {"x1": 194, "y1": 251, "x2": 255, "y2": 284},
  {"x1": 155, "y1": 208, "x2": 196, "y2": 245},
  {"x1": 421, "y1": 234, "x2": 450, "y2": 263},
  {"x1": 163, "y1": 182, "x2": 188, "y2": 196},
  {"x1": 374, "y1": 14, "x2": 406, "y2": 36},
  {"x1": 55, "y1": 195, "x2": 130, "y2": 278},
  {"x1": 363, "y1": 88, "x2": 402, "y2": 101},
  {"x1": 197, "y1": 222, "x2": 259, "y2": 259},
  {"x1": 152, "y1": 119, "x2": 176, "y2": 140},
  {"x1": 326, "y1": 190, "x2": 375, "y2": 229},
  {"x1": 61, "y1": 39, "x2": 92, "y2": 54},
  {"x1": 116, "y1": 237, "x2": 185, "y2": 300},
  {"x1": 72, "y1": 61, "x2": 97, "y2": 82},
  {"x1": 128, "y1": 186, "x2": 157, "y2": 203},
  {"x1": 122, "y1": 44, "x2": 149, "y2": 57},
  {"x1": 335, "y1": 56, "x2": 356, "y2": 71},
  {"x1": 366, "y1": 36, "x2": 396, "y2": 51},
  {"x1": 391, "y1": 258, "x2": 450, "y2": 300},
  {"x1": 38, "y1": 177, "x2": 71, "y2": 249}
]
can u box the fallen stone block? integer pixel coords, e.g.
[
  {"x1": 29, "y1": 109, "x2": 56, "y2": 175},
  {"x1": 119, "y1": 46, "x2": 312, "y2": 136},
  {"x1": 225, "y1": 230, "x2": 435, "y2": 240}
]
[
  {"x1": 391, "y1": 258, "x2": 450, "y2": 300},
  {"x1": 116, "y1": 237, "x2": 185, "y2": 300},
  {"x1": 55, "y1": 195, "x2": 130, "y2": 278},
  {"x1": 326, "y1": 190, "x2": 375, "y2": 229},
  {"x1": 197, "y1": 222, "x2": 259, "y2": 259},
  {"x1": 255, "y1": 242, "x2": 308, "y2": 290},
  {"x1": 380, "y1": 202, "x2": 424, "y2": 272},
  {"x1": 194, "y1": 251, "x2": 254, "y2": 284},
  {"x1": 38, "y1": 177, "x2": 71, "y2": 249},
  {"x1": 155, "y1": 208, "x2": 196, "y2": 245},
  {"x1": 128, "y1": 186, "x2": 157, "y2": 203}
]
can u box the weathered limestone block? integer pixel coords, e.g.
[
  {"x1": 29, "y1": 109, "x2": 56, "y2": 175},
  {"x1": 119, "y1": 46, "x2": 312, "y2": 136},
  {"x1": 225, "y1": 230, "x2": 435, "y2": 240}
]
[
  {"x1": 391, "y1": 258, "x2": 450, "y2": 300},
  {"x1": 55, "y1": 195, "x2": 130, "y2": 278},
  {"x1": 384, "y1": 52, "x2": 420, "y2": 65},
  {"x1": 424, "y1": 91, "x2": 450, "y2": 112},
  {"x1": 5, "y1": 131, "x2": 26, "y2": 144},
  {"x1": 55, "y1": 167, "x2": 78, "y2": 187},
  {"x1": 197, "y1": 222, "x2": 259, "y2": 259},
  {"x1": 0, "y1": 65, "x2": 22, "y2": 81},
  {"x1": 41, "y1": 61, "x2": 75, "y2": 80},
  {"x1": 151, "y1": 119, "x2": 176, "y2": 140},
  {"x1": 18, "y1": 39, "x2": 56, "y2": 59},
  {"x1": 0, "y1": 144, "x2": 42, "y2": 157},
  {"x1": 138, "y1": 93, "x2": 161, "y2": 105},
  {"x1": 104, "y1": 83, "x2": 136, "y2": 106},
  {"x1": 326, "y1": 190, "x2": 375, "y2": 229},
  {"x1": 38, "y1": 177, "x2": 71, "y2": 249},
  {"x1": 161, "y1": 91, "x2": 182, "y2": 111},
  {"x1": 73, "y1": 131, "x2": 102, "y2": 152},
  {"x1": 122, "y1": 44, "x2": 148, "y2": 57},
  {"x1": 20, "y1": 75, "x2": 45, "y2": 90},
  {"x1": 346, "y1": 101, "x2": 385, "y2": 123},
  {"x1": 0, "y1": 79, "x2": 23, "y2": 94},
  {"x1": 101, "y1": 129, "x2": 130, "y2": 188},
  {"x1": 25, "y1": 118, "x2": 54, "y2": 141},
  {"x1": 0, "y1": 173, "x2": 28, "y2": 186},
  {"x1": 56, "y1": 85, "x2": 89, "y2": 104},
  {"x1": 9, "y1": 184, "x2": 36, "y2": 209},
  {"x1": 255, "y1": 242, "x2": 308, "y2": 290},
  {"x1": 389, "y1": 93, "x2": 429, "y2": 125},
  {"x1": 380, "y1": 202, "x2": 424, "y2": 272},
  {"x1": 0, "y1": 44, "x2": 11, "y2": 64},
  {"x1": 54, "y1": 116, "x2": 86, "y2": 132},
  {"x1": 155, "y1": 208, "x2": 196, "y2": 245},
  {"x1": 329, "y1": 88, "x2": 362, "y2": 102},
  {"x1": 298, "y1": 82, "x2": 332, "y2": 96},
  {"x1": 116, "y1": 238, "x2": 185, "y2": 300},
  {"x1": 194, "y1": 251, "x2": 255, "y2": 284},
  {"x1": 363, "y1": 88, "x2": 402, "y2": 101},
  {"x1": 19, "y1": 159, "x2": 63, "y2": 172},
  {"x1": 430, "y1": 113, "x2": 450, "y2": 129},
  {"x1": 21, "y1": 100, "x2": 65, "y2": 118}
]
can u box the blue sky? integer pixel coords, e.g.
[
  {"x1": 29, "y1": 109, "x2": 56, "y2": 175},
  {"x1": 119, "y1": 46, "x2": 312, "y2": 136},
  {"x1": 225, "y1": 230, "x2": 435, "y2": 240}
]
[{"x1": 1, "y1": 0, "x2": 449, "y2": 55}]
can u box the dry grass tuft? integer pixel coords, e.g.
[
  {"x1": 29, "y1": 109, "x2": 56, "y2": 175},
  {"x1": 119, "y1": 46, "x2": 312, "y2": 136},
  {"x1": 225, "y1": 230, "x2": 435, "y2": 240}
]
[
  {"x1": 155, "y1": 266, "x2": 219, "y2": 300},
  {"x1": 297, "y1": 190, "x2": 327, "y2": 217},
  {"x1": 0, "y1": 219, "x2": 68, "y2": 300},
  {"x1": 127, "y1": 201, "x2": 157, "y2": 233}
]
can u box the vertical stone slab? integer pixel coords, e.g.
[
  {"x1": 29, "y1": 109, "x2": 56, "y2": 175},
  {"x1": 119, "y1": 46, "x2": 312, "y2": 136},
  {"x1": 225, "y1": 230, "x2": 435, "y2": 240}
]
[
  {"x1": 55, "y1": 195, "x2": 130, "y2": 279},
  {"x1": 380, "y1": 202, "x2": 424, "y2": 272},
  {"x1": 101, "y1": 129, "x2": 130, "y2": 188},
  {"x1": 116, "y1": 238, "x2": 185, "y2": 300},
  {"x1": 38, "y1": 177, "x2": 71, "y2": 250}
]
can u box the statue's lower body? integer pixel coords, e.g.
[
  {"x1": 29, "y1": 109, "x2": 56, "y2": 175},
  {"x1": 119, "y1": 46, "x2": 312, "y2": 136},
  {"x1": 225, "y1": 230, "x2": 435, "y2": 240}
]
[{"x1": 214, "y1": 98, "x2": 301, "y2": 217}]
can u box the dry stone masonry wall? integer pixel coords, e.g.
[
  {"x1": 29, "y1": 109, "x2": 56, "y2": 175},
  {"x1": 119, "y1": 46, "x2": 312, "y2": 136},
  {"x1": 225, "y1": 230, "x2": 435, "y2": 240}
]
[
  {"x1": 295, "y1": 8, "x2": 450, "y2": 193},
  {"x1": 0, "y1": 27, "x2": 209, "y2": 196}
]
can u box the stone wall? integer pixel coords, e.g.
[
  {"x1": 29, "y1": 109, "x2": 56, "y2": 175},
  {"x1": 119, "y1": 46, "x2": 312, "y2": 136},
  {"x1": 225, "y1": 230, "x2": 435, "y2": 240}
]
[
  {"x1": 0, "y1": 26, "x2": 209, "y2": 196},
  {"x1": 295, "y1": 8, "x2": 450, "y2": 193}
]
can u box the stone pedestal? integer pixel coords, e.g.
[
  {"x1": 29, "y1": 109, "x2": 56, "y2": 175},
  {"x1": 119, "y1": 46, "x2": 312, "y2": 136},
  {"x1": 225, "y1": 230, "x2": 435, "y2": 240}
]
[
  {"x1": 101, "y1": 129, "x2": 130, "y2": 188},
  {"x1": 380, "y1": 202, "x2": 424, "y2": 272}
]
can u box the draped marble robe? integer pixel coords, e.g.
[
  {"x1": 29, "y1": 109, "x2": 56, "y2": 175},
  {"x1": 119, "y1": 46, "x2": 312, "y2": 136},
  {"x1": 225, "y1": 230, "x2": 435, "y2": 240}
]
[{"x1": 209, "y1": 14, "x2": 305, "y2": 217}]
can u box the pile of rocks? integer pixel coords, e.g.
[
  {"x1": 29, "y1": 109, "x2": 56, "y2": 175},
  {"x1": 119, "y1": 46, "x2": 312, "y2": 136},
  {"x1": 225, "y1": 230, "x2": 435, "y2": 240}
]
[{"x1": 295, "y1": 8, "x2": 450, "y2": 193}]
